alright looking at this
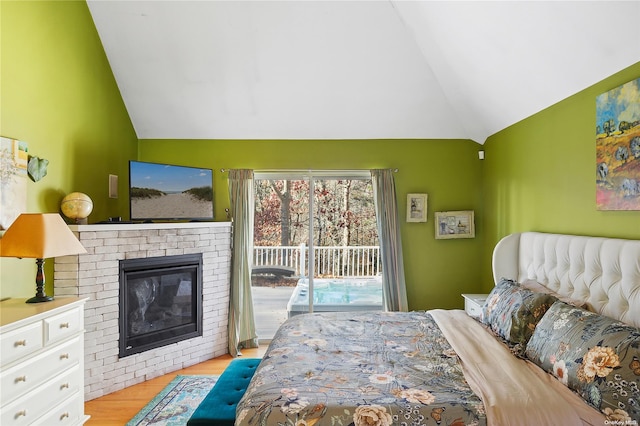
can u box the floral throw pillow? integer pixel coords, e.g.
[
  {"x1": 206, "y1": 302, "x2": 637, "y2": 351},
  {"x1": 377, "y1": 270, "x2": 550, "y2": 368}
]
[
  {"x1": 525, "y1": 301, "x2": 640, "y2": 422},
  {"x1": 519, "y1": 279, "x2": 590, "y2": 310},
  {"x1": 482, "y1": 278, "x2": 557, "y2": 346}
]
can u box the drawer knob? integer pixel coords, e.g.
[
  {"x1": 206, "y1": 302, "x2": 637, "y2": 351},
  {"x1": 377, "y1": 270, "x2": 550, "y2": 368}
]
[
  {"x1": 15, "y1": 410, "x2": 27, "y2": 419},
  {"x1": 14, "y1": 339, "x2": 27, "y2": 347},
  {"x1": 60, "y1": 322, "x2": 70, "y2": 328},
  {"x1": 15, "y1": 375, "x2": 27, "y2": 383},
  {"x1": 61, "y1": 382, "x2": 70, "y2": 389},
  {"x1": 60, "y1": 353, "x2": 70, "y2": 360},
  {"x1": 60, "y1": 412, "x2": 70, "y2": 420}
]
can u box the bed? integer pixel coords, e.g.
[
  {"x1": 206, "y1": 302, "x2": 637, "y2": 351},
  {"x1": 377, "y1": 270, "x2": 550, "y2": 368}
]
[{"x1": 236, "y1": 232, "x2": 640, "y2": 425}]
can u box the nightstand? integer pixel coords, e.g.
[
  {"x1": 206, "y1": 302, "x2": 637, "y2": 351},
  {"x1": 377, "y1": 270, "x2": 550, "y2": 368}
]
[{"x1": 461, "y1": 293, "x2": 488, "y2": 320}]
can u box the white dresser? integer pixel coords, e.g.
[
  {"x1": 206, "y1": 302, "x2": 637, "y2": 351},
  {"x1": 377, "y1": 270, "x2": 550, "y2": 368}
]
[{"x1": 0, "y1": 297, "x2": 88, "y2": 425}]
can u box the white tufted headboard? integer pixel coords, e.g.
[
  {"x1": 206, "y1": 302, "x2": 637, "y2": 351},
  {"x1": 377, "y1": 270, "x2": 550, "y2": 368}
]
[{"x1": 492, "y1": 232, "x2": 640, "y2": 328}]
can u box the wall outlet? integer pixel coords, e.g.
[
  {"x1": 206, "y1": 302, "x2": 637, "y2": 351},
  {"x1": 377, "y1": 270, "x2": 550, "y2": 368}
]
[{"x1": 109, "y1": 174, "x2": 118, "y2": 198}]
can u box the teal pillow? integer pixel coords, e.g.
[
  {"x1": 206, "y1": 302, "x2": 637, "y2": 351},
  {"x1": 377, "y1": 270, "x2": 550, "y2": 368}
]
[
  {"x1": 482, "y1": 278, "x2": 557, "y2": 346},
  {"x1": 525, "y1": 301, "x2": 640, "y2": 422}
]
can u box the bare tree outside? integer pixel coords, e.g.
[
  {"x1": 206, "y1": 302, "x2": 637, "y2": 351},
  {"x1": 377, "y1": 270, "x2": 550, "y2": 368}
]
[{"x1": 254, "y1": 179, "x2": 378, "y2": 248}]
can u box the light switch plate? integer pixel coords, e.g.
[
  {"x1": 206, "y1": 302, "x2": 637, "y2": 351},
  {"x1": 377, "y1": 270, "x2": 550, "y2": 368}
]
[{"x1": 109, "y1": 174, "x2": 118, "y2": 198}]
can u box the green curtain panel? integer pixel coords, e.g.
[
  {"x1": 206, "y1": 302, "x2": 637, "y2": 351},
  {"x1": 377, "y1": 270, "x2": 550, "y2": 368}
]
[{"x1": 227, "y1": 169, "x2": 259, "y2": 356}]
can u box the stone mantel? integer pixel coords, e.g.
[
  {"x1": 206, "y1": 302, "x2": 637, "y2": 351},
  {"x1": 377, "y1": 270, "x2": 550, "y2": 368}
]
[{"x1": 69, "y1": 221, "x2": 230, "y2": 232}]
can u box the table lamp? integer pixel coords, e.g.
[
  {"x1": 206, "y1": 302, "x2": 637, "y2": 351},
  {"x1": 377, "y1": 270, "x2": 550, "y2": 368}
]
[{"x1": 0, "y1": 213, "x2": 87, "y2": 303}]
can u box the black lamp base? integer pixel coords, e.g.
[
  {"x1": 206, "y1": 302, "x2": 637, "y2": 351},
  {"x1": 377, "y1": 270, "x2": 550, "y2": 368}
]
[
  {"x1": 25, "y1": 258, "x2": 54, "y2": 304},
  {"x1": 26, "y1": 295, "x2": 54, "y2": 303}
]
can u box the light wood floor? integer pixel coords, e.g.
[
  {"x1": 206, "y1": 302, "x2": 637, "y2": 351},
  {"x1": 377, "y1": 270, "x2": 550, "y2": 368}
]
[{"x1": 84, "y1": 346, "x2": 266, "y2": 425}]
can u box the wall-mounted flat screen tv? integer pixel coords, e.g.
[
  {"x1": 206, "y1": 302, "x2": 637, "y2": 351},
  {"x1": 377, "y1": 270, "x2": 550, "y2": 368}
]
[{"x1": 129, "y1": 161, "x2": 214, "y2": 221}]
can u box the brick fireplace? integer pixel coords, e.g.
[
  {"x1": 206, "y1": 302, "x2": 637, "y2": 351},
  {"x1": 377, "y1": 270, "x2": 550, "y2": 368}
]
[{"x1": 54, "y1": 222, "x2": 231, "y2": 401}]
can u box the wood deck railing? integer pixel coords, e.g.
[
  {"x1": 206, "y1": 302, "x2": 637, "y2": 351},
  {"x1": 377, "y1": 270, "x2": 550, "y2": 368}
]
[{"x1": 253, "y1": 244, "x2": 381, "y2": 278}]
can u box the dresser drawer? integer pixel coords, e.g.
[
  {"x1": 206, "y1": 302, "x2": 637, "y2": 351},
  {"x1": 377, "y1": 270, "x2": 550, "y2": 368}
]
[
  {"x1": 0, "y1": 322, "x2": 43, "y2": 366},
  {"x1": 1, "y1": 336, "x2": 81, "y2": 406},
  {"x1": 1, "y1": 366, "x2": 81, "y2": 425},
  {"x1": 45, "y1": 307, "x2": 82, "y2": 344},
  {"x1": 32, "y1": 392, "x2": 82, "y2": 426}
]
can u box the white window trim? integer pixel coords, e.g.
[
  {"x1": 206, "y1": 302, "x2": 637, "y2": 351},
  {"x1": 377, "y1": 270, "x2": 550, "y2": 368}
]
[{"x1": 254, "y1": 169, "x2": 371, "y2": 180}]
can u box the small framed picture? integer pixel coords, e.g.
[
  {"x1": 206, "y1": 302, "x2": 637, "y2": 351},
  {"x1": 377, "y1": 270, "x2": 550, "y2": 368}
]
[
  {"x1": 406, "y1": 193, "x2": 428, "y2": 222},
  {"x1": 435, "y1": 210, "x2": 475, "y2": 239}
]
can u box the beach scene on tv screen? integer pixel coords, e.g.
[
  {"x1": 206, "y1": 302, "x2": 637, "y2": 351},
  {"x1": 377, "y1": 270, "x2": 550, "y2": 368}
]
[{"x1": 130, "y1": 162, "x2": 213, "y2": 220}]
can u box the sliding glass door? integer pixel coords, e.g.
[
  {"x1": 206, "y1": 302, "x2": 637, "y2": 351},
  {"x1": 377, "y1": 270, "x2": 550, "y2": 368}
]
[{"x1": 251, "y1": 171, "x2": 380, "y2": 341}]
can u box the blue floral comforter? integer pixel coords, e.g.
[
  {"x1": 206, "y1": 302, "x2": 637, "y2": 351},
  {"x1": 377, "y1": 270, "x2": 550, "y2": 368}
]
[{"x1": 236, "y1": 311, "x2": 486, "y2": 426}]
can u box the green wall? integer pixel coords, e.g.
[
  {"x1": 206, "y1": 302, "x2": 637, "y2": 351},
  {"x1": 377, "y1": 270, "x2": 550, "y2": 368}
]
[
  {"x1": 481, "y1": 61, "x2": 640, "y2": 291},
  {"x1": 4, "y1": 0, "x2": 637, "y2": 309},
  {"x1": 139, "y1": 139, "x2": 486, "y2": 310},
  {"x1": 0, "y1": 1, "x2": 137, "y2": 299}
]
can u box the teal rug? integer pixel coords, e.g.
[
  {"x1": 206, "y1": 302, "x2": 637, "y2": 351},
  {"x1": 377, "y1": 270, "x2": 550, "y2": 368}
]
[{"x1": 126, "y1": 375, "x2": 218, "y2": 426}]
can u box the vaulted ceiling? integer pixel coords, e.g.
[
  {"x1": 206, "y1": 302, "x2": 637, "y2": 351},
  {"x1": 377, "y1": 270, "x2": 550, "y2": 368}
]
[{"x1": 87, "y1": 1, "x2": 640, "y2": 144}]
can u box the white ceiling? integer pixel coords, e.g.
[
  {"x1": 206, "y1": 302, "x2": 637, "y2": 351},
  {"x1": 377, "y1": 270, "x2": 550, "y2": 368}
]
[{"x1": 87, "y1": 1, "x2": 640, "y2": 144}]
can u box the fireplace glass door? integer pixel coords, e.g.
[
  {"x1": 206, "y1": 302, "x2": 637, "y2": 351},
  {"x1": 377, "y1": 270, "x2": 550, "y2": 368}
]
[{"x1": 119, "y1": 253, "x2": 203, "y2": 357}]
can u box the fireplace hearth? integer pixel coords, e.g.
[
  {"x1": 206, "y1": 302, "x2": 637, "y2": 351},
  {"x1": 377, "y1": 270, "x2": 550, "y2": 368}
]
[{"x1": 119, "y1": 253, "x2": 203, "y2": 357}]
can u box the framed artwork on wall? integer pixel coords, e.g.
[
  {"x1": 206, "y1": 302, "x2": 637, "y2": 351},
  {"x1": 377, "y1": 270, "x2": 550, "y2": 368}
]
[
  {"x1": 0, "y1": 137, "x2": 28, "y2": 230},
  {"x1": 435, "y1": 210, "x2": 475, "y2": 239},
  {"x1": 406, "y1": 193, "x2": 428, "y2": 222},
  {"x1": 596, "y1": 77, "x2": 640, "y2": 210}
]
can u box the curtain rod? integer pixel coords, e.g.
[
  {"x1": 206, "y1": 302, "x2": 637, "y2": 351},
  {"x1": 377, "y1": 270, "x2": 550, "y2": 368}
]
[{"x1": 219, "y1": 168, "x2": 398, "y2": 173}]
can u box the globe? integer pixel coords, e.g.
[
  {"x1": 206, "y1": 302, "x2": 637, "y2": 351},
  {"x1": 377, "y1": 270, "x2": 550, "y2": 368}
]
[{"x1": 61, "y1": 192, "x2": 93, "y2": 222}]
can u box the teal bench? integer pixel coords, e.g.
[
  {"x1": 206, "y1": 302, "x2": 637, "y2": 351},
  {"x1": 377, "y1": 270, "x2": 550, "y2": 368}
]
[{"x1": 187, "y1": 358, "x2": 260, "y2": 426}]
